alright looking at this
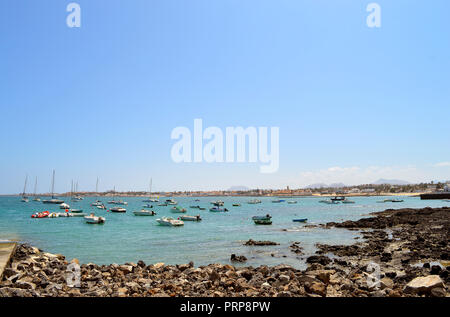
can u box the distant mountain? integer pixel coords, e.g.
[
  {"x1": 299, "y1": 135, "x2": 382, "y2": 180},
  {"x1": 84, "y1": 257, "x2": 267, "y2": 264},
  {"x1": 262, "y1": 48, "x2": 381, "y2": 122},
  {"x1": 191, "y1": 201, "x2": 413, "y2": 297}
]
[
  {"x1": 227, "y1": 186, "x2": 250, "y2": 191},
  {"x1": 329, "y1": 183, "x2": 346, "y2": 188},
  {"x1": 305, "y1": 183, "x2": 328, "y2": 189},
  {"x1": 372, "y1": 179, "x2": 411, "y2": 185}
]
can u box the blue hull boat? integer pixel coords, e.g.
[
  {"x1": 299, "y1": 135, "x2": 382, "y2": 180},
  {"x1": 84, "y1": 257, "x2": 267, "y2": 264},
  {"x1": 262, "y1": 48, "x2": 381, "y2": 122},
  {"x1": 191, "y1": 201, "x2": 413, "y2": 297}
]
[{"x1": 293, "y1": 218, "x2": 307, "y2": 223}]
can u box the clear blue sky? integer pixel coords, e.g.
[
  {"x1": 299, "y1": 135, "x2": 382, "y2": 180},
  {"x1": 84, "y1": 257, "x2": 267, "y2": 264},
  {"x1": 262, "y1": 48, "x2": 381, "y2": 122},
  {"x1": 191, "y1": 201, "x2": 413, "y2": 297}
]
[{"x1": 1, "y1": 0, "x2": 449, "y2": 194}]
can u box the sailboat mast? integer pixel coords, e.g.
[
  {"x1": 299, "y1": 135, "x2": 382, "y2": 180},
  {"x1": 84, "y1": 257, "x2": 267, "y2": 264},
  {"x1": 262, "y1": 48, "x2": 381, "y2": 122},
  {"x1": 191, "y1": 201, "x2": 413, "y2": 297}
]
[
  {"x1": 149, "y1": 178, "x2": 152, "y2": 197},
  {"x1": 34, "y1": 177, "x2": 37, "y2": 196},
  {"x1": 51, "y1": 170, "x2": 55, "y2": 198},
  {"x1": 22, "y1": 175, "x2": 28, "y2": 197},
  {"x1": 96, "y1": 177, "x2": 99, "y2": 193}
]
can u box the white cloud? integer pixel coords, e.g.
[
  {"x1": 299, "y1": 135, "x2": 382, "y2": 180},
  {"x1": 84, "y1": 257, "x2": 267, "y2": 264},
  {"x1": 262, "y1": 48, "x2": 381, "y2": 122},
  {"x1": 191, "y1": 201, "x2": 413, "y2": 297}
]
[
  {"x1": 298, "y1": 165, "x2": 427, "y2": 187},
  {"x1": 434, "y1": 162, "x2": 450, "y2": 167}
]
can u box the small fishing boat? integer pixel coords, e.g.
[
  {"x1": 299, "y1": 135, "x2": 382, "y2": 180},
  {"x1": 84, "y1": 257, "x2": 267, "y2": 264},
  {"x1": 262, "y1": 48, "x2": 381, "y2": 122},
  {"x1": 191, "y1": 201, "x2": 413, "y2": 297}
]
[
  {"x1": 158, "y1": 203, "x2": 168, "y2": 206},
  {"x1": 198, "y1": 207, "x2": 206, "y2": 211},
  {"x1": 331, "y1": 196, "x2": 346, "y2": 202},
  {"x1": 190, "y1": 205, "x2": 201, "y2": 209},
  {"x1": 166, "y1": 199, "x2": 178, "y2": 205},
  {"x1": 69, "y1": 209, "x2": 83, "y2": 213},
  {"x1": 319, "y1": 199, "x2": 339, "y2": 204},
  {"x1": 194, "y1": 199, "x2": 200, "y2": 202},
  {"x1": 272, "y1": 199, "x2": 285, "y2": 203},
  {"x1": 133, "y1": 209, "x2": 156, "y2": 216},
  {"x1": 59, "y1": 203, "x2": 70, "y2": 209},
  {"x1": 211, "y1": 200, "x2": 224, "y2": 206},
  {"x1": 142, "y1": 204, "x2": 153, "y2": 208},
  {"x1": 97, "y1": 204, "x2": 106, "y2": 210},
  {"x1": 69, "y1": 212, "x2": 86, "y2": 217},
  {"x1": 292, "y1": 218, "x2": 308, "y2": 223},
  {"x1": 232, "y1": 203, "x2": 241, "y2": 207},
  {"x1": 180, "y1": 215, "x2": 202, "y2": 221},
  {"x1": 32, "y1": 197, "x2": 41, "y2": 202},
  {"x1": 287, "y1": 201, "x2": 297, "y2": 204},
  {"x1": 85, "y1": 214, "x2": 106, "y2": 224},
  {"x1": 91, "y1": 200, "x2": 103, "y2": 206},
  {"x1": 252, "y1": 214, "x2": 272, "y2": 225},
  {"x1": 170, "y1": 206, "x2": 187, "y2": 213},
  {"x1": 342, "y1": 199, "x2": 355, "y2": 204},
  {"x1": 31, "y1": 211, "x2": 50, "y2": 219},
  {"x1": 110, "y1": 207, "x2": 126, "y2": 213},
  {"x1": 247, "y1": 199, "x2": 261, "y2": 204},
  {"x1": 381, "y1": 199, "x2": 404, "y2": 203},
  {"x1": 156, "y1": 217, "x2": 184, "y2": 226},
  {"x1": 209, "y1": 207, "x2": 229, "y2": 212}
]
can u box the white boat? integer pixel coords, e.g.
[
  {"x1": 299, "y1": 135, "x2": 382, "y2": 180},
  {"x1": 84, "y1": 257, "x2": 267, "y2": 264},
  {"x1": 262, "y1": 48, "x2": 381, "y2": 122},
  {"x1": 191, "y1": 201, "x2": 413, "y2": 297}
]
[
  {"x1": 133, "y1": 209, "x2": 156, "y2": 216},
  {"x1": 166, "y1": 199, "x2": 177, "y2": 205},
  {"x1": 21, "y1": 175, "x2": 29, "y2": 202},
  {"x1": 180, "y1": 215, "x2": 202, "y2": 221},
  {"x1": 342, "y1": 199, "x2": 355, "y2": 204},
  {"x1": 42, "y1": 170, "x2": 64, "y2": 204},
  {"x1": 110, "y1": 207, "x2": 126, "y2": 213},
  {"x1": 91, "y1": 200, "x2": 103, "y2": 206},
  {"x1": 211, "y1": 200, "x2": 224, "y2": 206},
  {"x1": 156, "y1": 217, "x2": 184, "y2": 226},
  {"x1": 143, "y1": 178, "x2": 159, "y2": 202},
  {"x1": 209, "y1": 207, "x2": 228, "y2": 212},
  {"x1": 247, "y1": 199, "x2": 261, "y2": 204},
  {"x1": 170, "y1": 206, "x2": 187, "y2": 213},
  {"x1": 287, "y1": 201, "x2": 297, "y2": 204},
  {"x1": 60, "y1": 203, "x2": 70, "y2": 209},
  {"x1": 85, "y1": 214, "x2": 106, "y2": 224},
  {"x1": 97, "y1": 204, "x2": 107, "y2": 210}
]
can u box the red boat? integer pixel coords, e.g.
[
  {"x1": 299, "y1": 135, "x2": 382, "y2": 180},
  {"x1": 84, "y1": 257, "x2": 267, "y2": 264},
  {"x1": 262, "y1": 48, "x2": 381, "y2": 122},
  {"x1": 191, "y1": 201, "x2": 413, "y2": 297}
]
[{"x1": 31, "y1": 211, "x2": 50, "y2": 218}]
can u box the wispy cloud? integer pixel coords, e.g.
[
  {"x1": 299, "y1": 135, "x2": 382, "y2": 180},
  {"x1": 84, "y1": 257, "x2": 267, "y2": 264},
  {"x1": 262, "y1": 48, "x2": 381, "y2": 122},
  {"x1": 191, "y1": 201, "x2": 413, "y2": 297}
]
[
  {"x1": 298, "y1": 165, "x2": 426, "y2": 187},
  {"x1": 434, "y1": 162, "x2": 450, "y2": 167}
]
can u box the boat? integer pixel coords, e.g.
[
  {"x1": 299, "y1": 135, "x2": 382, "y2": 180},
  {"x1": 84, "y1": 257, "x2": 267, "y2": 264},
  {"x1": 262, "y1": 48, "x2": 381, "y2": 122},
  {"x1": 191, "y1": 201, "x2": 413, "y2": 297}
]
[
  {"x1": 381, "y1": 198, "x2": 404, "y2": 203},
  {"x1": 21, "y1": 175, "x2": 29, "y2": 202},
  {"x1": 209, "y1": 207, "x2": 228, "y2": 212},
  {"x1": 91, "y1": 200, "x2": 103, "y2": 206},
  {"x1": 142, "y1": 204, "x2": 153, "y2": 208},
  {"x1": 190, "y1": 205, "x2": 201, "y2": 209},
  {"x1": 97, "y1": 204, "x2": 107, "y2": 210},
  {"x1": 108, "y1": 186, "x2": 128, "y2": 205},
  {"x1": 156, "y1": 217, "x2": 184, "y2": 226},
  {"x1": 198, "y1": 207, "x2": 206, "y2": 211},
  {"x1": 180, "y1": 215, "x2": 202, "y2": 221},
  {"x1": 319, "y1": 199, "x2": 339, "y2": 204},
  {"x1": 232, "y1": 203, "x2": 241, "y2": 207},
  {"x1": 110, "y1": 207, "x2": 126, "y2": 213},
  {"x1": 194, "y1": 199, "x2": 200, "y2": 202},
  {"x1": 32, "y1": 177, "x2": 40, "y2": 202},
  {"x1": 292, "y1": 218, "x2": 308, "y2": 223},
  {"x1": 166, "y1": 199, "x2": 178, "y2": 205},
  {"x1": 247, "y1": 199, "x2": 261, "y2": 204},
  {"x1": 42, "y1": 170, "x2": 64, "y2": 204},
  {"x1": 287, "y1": 201, "x2": 297, "y2": 204},
  {"x1": 211, "y1": 200, "x2": 224, "y2": 206},
  {"x1": 342, "y1": 199, "x2": 355, "y2": 204},
  {"x1": 84, "y1": 214, "x2": 106, "y2": 224},
  {"x1": 252, "y1": 215, "x2": 272, "y2": 225},
  {"x1": 158, "y1": 203, "x2": 168, "y2": 206},
  {"x1": 331, "y1": 196, "x2": 346, "y2": 201},
  {"x1": 142, "y1": 178, "x2": 159, "y2": 202},
  {"x1": 133, "y1": 209, "x2": 156, "y2": 216},
  {"x1": 69, "y1": 209, "x2": 83, "y2": 213},
  {"x1": 170, "y1": 206, "x2": 187, "y2": 213},
  {"x1": 31, "y1": 211, "x2": 50, "y2": 218},
  {"x1": 59, "y1": 203, "x2": 70, "y2": 209},
  {"x1": 272, "y1": 199, "x2": 285, "y2": 203}
]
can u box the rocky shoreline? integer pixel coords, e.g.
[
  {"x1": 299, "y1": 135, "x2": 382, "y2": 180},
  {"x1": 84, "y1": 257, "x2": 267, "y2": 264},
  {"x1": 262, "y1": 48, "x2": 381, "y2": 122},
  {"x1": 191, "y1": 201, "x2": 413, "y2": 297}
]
[{"x1": 1, "y1": 207, "x2": 448, "y2": 297}]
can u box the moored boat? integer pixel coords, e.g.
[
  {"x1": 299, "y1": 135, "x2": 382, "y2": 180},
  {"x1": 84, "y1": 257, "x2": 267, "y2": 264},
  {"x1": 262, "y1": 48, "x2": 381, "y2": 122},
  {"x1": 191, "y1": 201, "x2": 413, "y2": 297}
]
[
  {"x1": 252, "y1": 214, "x2": 272, "y2": 225},
  {"x1": 170, "y1": 206, "x2": 187, "y2": 213},
  {"x1": 84, "y1": 214, "x2": 106, "y2": 224},
  {"x1": 247, "y1": 199, "x2": 261, "y2": 204},
  {"x1": 156, "y1": 217, "x2": 184, "y2": 226},
  {"x1": 342, "y1": 199, "x2": 355, "y2": 204},
  {"x1": 272, "y1": 199, "x2": 285, "y2": 203},
  {"x1": 31, "y1": 211, "x2": 50, "y2": 218},
  {"x1": 110, "y1": 207, "x2": 126, "y2": 213},
  {"x1": 292, "y1": 218, "x2": 308, "y2": 223},
  {"x1": 287, "y1": 201, "x2": 297, "y2": 204},
  {"x1": 209, "y1": 207, "x2": 229, "y2": 212},
  {"x1": 232, "y1": 203, "x2": 241, "y2": 207},
  {"x1": 133, "y1": 209, "x2": 156, "y2": 216},
  {"x1": 69, "y1": 209, "x2": 83, "y2": 213},
  {"x1": 59, "y1": 203, "x2": 70, "y2": 209},
  {"x1": 180, "y1": 215, "x2": 202, "y2": 221}
]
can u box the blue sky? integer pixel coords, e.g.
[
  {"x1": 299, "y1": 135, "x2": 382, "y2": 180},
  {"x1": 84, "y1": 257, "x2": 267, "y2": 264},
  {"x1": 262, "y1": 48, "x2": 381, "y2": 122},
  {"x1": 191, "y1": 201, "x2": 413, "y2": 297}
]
[{"x1": 1, "y1": 0, "x2": 449, "y2": 193}]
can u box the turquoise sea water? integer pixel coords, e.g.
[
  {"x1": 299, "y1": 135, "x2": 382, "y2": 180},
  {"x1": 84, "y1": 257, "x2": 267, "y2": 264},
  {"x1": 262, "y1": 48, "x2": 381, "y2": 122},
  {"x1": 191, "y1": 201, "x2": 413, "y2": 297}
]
[{"x1": 0, "y1": 196, "x2": 447, "y2": 269}]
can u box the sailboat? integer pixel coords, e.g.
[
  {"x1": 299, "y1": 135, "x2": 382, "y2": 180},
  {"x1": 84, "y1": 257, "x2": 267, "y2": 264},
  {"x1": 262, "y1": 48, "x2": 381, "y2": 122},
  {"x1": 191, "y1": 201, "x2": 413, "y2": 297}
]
[
  {"x1": 91, "y1": 177, "x2": 103, "y2": 206},
  {"x1": 142, "y1": 178, "x2": 159, "y2": 202},
  {"x1": 21, "y1": 175, "x2": 29, "y2": 202},
  {"x1": 73, "y1": 181, "x2": 83, "y2": 200},
  {"x1": 32, "y1": 177, "x2": 40, "y2": 201},
  {"x1": 108, "y1": 186, "x2": 127, "y2": 205},
  {"x1": 42, "y1": 170, "x2": 64, "y2": 204}
]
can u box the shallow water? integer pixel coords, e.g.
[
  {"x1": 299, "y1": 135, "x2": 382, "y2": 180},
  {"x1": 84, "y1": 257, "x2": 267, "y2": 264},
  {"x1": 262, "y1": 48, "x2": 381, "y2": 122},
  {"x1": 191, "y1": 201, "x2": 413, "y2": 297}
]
[{"x1": 0, "y1": 195, "x2": 447, "y2": 269}]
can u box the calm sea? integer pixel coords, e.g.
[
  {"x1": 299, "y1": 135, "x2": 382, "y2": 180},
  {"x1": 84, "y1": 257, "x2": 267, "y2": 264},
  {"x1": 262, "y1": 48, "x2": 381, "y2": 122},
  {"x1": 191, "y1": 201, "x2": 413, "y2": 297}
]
[{"x1": 0, "y1": 195, "x2": 447, "y2": 269}]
